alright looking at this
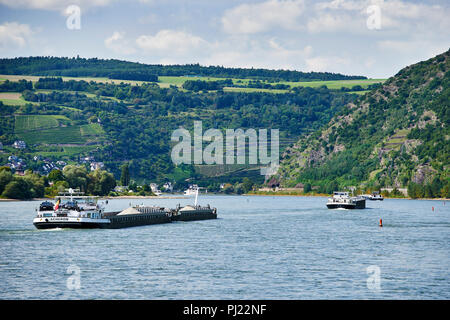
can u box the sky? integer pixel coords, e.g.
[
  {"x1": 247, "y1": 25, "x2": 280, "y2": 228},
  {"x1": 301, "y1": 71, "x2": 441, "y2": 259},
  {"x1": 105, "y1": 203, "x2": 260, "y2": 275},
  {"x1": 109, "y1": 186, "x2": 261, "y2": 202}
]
[{"x1": 0, "y1": 0, "x2": 449, "y2": 79}]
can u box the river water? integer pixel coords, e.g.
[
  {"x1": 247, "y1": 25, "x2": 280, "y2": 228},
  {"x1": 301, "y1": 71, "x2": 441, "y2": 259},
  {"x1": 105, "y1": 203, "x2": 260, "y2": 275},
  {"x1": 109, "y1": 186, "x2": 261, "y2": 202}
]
[{"x1": 0, "y1": 196, "x2": 448, "y2": 299}]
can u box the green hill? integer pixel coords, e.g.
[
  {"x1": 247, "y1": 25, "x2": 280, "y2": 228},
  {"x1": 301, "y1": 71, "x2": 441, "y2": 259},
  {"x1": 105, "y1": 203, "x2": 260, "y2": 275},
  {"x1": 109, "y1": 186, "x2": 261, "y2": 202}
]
[
  {"x1": 0, "y1": 69, "x2": 360, "y2": 185},
  {"x1": 275, "y1": 49, "x2": 450, "y2": 198},
  {"x1": 0, "y1": 56, "x2": 366, "y2": 82}
]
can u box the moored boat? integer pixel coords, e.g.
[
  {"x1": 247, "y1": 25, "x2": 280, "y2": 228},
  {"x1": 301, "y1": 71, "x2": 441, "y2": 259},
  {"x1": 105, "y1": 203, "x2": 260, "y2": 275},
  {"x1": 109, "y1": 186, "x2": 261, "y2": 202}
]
[{"x1": 360, "y1": 191, "x2": 384, "y2": 201}]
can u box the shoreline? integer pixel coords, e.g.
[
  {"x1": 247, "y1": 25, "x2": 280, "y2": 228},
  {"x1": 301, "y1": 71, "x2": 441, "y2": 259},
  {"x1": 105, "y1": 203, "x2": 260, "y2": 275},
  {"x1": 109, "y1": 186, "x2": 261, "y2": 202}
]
[
  {"x1": 1, "y1": 194, "x2": 448, "y2": 201},
  {"x1": 245, "y1": 193, "x2": 449, "y2": 201}
]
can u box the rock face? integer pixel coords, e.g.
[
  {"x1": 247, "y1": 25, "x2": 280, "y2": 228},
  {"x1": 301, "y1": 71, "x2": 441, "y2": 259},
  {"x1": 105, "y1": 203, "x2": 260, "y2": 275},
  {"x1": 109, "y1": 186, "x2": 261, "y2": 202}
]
[
  {"x1": 275, "y1": 49, "x2": 449, "y2": 189},
  {"x1": 412, "y1": 165, "x2": 436, "y2": 185}
]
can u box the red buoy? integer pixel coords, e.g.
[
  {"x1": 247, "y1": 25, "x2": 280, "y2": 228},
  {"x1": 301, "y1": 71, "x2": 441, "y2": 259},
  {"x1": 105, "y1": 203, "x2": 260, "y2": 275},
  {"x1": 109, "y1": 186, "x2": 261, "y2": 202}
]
[
  {"x1": 432, "y1": 206, "x2": 434, "y2": 212},
  {"x1": 379, "y1": 219, "x2": 383, "y2": 227}
]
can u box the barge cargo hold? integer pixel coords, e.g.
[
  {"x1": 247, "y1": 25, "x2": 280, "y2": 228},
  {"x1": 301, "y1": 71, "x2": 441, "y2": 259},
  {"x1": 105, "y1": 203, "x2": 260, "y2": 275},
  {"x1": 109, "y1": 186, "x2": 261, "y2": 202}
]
[
  {"x1": 102, "y1": 206, "x2": 173, "y2": 229},
  {"x1": 172, "y1": 204, "x2": 217, "y2": 222}
]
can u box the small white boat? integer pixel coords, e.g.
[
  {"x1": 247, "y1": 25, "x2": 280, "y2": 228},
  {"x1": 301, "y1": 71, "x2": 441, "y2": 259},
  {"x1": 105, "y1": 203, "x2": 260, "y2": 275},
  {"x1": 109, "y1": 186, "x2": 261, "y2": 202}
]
[
  {"x1": 184, "y1": 184, "x2": 199, "y2": 196},
  {"x1": 360, "y1": 191, "x2": 384, "y2": 201}
]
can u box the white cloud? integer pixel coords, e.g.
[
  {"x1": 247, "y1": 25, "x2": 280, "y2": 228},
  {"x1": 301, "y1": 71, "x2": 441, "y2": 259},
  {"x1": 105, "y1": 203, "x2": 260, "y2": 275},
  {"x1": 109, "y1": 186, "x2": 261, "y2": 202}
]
[
  {"x1": 305, "y1": 55, "x2": 350, "y2": 72},
  {"x1": 0, "y1": 22, "x2": 33, "y2": 49},
  {"x1": 104, "y1": 31, "x2": 136, "y2": 55},
  {"x1": 136, "y1": 30, "x2": 209, "y2": 56},
  {"x1": 307, "y1": 12, "x2": 362, "y2": 33},
  {"x1": 0, "y1": 0, "x2": 115, "y2": 11},
  {"x1": 377, "y1": 40, "x2": 449, "y2": 57},
  {"x1": 204, "y1": 38, "x2": 314, "y2": 71},
  {"x1": 222, "y1": 0, "x2": 305, "y2": 34},
  {"x1": 308, "y1": 0, "x2": 450, "y2": 34}
]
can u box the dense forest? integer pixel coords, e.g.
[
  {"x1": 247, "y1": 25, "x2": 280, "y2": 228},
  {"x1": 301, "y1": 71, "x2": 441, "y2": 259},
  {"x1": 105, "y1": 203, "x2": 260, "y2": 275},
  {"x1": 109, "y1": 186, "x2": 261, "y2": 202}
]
[
  {"x1": 0, "y1": 57, "x2": 366, "y2": 82},
  {"x1": 0, "y1": 74, "x2": 358, "y2": 190},
  {"x1": 275, "y1": 49, "x2": 450, "y2": 198}
]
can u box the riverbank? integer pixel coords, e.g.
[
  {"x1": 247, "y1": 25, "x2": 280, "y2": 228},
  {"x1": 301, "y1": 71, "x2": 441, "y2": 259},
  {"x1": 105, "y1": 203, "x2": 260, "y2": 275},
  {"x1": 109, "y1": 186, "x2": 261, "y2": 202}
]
[
  {"x1": 0, "y1": 195, "x2": 188, "y2": 201},
  {"x1": 104, "y1": 195, "x2": 187, "y2": 199},
  {"x1": 1, "y1": 194, "x2": 448, "y2": 201},
  {"x1": 245, "y1": 192, "x2": 449, "y2": 201}
]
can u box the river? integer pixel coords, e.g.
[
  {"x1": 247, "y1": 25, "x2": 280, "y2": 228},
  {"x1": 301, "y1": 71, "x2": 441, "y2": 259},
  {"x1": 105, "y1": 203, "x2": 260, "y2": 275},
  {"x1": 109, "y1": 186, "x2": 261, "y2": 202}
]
[{"x1": 0, "y1": 196, "x2": 448, "y2": 299}]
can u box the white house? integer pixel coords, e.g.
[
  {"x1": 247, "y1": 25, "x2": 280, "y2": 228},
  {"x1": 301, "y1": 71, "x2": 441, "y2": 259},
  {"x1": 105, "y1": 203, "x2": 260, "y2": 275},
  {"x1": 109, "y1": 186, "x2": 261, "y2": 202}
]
[
  {"x1": 13, "y1": 140, "x2": 26, "y2": 149},
  {"x1": 163, "y1": 182, "x2": 173, "y2": 192},
  {"x1": 90, "y1": 162, "x2": 105, "y2": 171}
]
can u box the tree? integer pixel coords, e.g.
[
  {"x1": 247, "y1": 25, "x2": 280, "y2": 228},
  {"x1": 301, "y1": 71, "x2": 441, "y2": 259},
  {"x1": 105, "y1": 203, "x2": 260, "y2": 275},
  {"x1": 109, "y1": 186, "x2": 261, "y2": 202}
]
[
  {"x1": 242, "y1": 177, "x2": 254, "y2": 193},
  {"x1": 234, "y1": 183, "x2": 244, "y2": 195},
  {"x1": 0, "y1": 170, "x2": 14, "y2": 195},
  {"x1": 45, "y1": 180, "x2": 69, "y2": 197},
  {"x1": 120, "y1": 163, "x2": 130, "y2": 186},
  {"x1": 326, "y1": 180, "x2": 339, "y2": 194},
  {"x1": 48, "y1": 169, "x2": 64, "y2": 182},
  {"x1": 22, "y1": 172, "x2": 45, "y2": 198},
  {"x1": 303, "y1": 182, "x2": 312, "y2": 193},
  {"x1": 63, "y1": 165, "x2": 89, "y2": 192},
  {"x1": 223, "y1": 183, "x2": 234, "y2": 194},
  {"x1": 87, "y1": 169, "x2": 116, "y2": 195},
  {"x1": 2, "y1": 179, "x2": 32, "y2": 199}
]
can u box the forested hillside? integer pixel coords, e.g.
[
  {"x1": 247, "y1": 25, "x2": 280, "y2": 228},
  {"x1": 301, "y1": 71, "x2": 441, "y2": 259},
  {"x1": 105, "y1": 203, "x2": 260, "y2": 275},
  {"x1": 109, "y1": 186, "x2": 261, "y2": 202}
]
[
  {"x1": 0, "y1": 72, "x2": 358, "y2": 189},
  {"x1": 0, "y1": 57, "x2": 366, "y2": 82},
  {"x1": 275, "y1": 49, "x2": 450, "y2": 198}
]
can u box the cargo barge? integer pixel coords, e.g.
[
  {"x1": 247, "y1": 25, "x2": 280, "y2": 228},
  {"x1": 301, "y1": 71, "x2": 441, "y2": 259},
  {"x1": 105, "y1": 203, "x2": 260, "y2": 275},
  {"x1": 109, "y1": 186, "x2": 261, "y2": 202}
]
[
  {"x1": 33, "y1": 188, "x2": 217, "y2": 230},
  {"x1": 326, "y1": 191, "x2": 366, "y2": 209}
]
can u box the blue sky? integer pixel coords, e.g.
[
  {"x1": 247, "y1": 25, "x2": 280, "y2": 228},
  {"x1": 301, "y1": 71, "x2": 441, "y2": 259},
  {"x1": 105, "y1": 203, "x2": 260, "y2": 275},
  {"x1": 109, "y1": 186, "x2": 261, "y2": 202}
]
[{"x1": 0, "y1": 0, "x2": 449, "y2": 78}]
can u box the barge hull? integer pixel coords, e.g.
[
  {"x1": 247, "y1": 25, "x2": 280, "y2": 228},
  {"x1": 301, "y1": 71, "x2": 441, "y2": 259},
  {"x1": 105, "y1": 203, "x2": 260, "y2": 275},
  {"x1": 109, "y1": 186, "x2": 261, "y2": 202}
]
[
  {"x1": 172, "y1": 212, "x2": 217, "y2": 221},
  {"x1": 327, "y1": 200, "x2": 366, "y2": 209},
  {"x1": 102, "y1": 214, "x2": 172, "y2": 229},
  {"x1": 33, "y1": 222, "x2": 107, "y2": 229}
]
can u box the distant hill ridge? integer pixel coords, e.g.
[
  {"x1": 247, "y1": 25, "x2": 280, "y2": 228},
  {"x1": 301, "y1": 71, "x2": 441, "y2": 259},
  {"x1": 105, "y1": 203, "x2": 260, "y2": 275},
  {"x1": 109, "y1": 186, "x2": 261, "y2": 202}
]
[
  {"x1": 0, "y1": 56, "x2": 367, "y2": 82},
  {"x1": 275, "y1": 48, "x2": 450, "y2": 198}
]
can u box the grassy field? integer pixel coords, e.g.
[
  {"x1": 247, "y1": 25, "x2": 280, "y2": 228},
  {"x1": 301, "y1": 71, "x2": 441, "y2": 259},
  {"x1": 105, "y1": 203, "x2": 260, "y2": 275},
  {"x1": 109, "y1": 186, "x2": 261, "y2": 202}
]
[
  {"x1": 15, "y1": 115, "x2": 71, "y2": 132},
  {"x1": 278, "y1": 79, "x2": 386, "y2": 89},
  {"x1": 80, "y1": 123, "x2": 105, "y2": 137},
  {"x1": 30, "y1": 145, "x2": 99, "y2": 158},
  {"x1": 223, "y1": 87, "x2": 288, "y2": 94},
  {"x1": 0, "y1": 92, "x2": 27, "y2": 106},
  {"x1": 14, "y1": 113, "x2": 105, "y2": 145},
  {"x1": 0, "y1": 74, "x2": 386, "y2": 93},
  {"x1": 0, "y1": 74, "x2": 146, "y2": 86},
  {"x1": 16, "y1": 125, "x2": 84, "y2": 144}
]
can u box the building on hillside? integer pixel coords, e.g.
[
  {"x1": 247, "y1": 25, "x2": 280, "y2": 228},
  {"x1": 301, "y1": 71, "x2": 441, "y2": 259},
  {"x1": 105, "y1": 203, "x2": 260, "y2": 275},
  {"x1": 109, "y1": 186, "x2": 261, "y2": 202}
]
[
  {"x1": 90, "y1": 162, "x2": 105, "y2": 171},
  {"x1": 149, "y1": 183, "x2": 159, "y2": 193},
  {"x1": 114, "y1": 186, "x2": 128, "y2": 193},
  {"x1": 13, "y1": 140, "x2": 26, "y2": 149},
  {"x1": 163, "y1": 182, "x2": 173, "y2": 192}
]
